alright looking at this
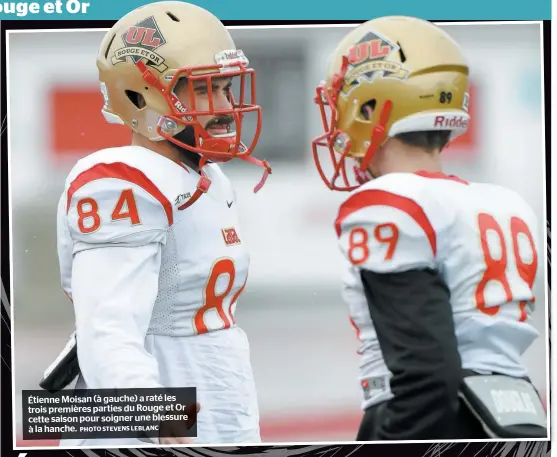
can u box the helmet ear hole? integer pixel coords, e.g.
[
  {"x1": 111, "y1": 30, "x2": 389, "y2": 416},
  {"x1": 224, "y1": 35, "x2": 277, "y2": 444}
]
[
  {"x1": 125, "y1": 90, "x2": 146, "y2": 109},
  {"x1": 360, "y1": 99, "x2": 376, "y2": 120}
]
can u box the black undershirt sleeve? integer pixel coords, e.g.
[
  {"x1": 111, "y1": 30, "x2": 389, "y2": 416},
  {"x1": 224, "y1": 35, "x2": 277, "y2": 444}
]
[{"x1": 359, "y1": 267, "x2": 462, "y2": 440}]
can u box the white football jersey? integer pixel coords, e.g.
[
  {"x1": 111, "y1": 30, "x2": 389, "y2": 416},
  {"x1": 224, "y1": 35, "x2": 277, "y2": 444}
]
[
  {"x1": 56, "y1": 145, "x2": 260, "y2": 445},
  {"x1": 336, "y1": 171, "x2": 541, "y2": 411}
]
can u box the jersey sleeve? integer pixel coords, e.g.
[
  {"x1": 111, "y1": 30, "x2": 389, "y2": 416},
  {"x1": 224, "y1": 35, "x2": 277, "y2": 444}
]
[
  {"x1": 359, "y1": 267, "x2": 461, "y2": 440},
  {"x1": 72, "y1": 242, "x2": 164, "y2": 390},
  {"x1": 61, "y1": 161, "x2": 172, "y2": 390},
  {"x1": 335, "y1": 184, "x2": 445, "y2": 273},
  {"x1": 65, "y1": 162, "x2": 174, "y2": 249},
  {"x1": 57, "y1": 193, "x2": 74, "y2": 300},
  {"x1": 338, "y1": 180, "x2": 462, "y2": 440}
]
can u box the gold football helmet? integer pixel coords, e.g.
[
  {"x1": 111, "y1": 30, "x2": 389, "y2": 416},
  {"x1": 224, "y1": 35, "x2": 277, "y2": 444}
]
[
  {"x1": 312, "y1": 16, "x2": 470, "y2": 191},
  {"x1": 97, "y1": 1, "x2": 270, "y2": 189}
]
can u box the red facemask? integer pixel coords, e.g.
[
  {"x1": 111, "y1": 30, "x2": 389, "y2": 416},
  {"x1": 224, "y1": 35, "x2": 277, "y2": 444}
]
[
  {"x1": 136, "y1": 59, "x2": 271, "y2": 208},
  {"x1": 311, "y1": 56, "x2": 392, "y2": 191}
]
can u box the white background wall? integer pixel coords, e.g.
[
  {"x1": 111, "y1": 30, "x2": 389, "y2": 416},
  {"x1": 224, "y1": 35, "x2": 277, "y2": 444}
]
[{"x1": 8, "y1": 22, "x2": 548, "y2": 445}]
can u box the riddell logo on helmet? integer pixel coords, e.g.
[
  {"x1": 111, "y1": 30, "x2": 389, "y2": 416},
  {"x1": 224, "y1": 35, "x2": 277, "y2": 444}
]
[
  {"x1": 433, "y1": 115, "x2": 468, "y2": 129},
  {"x1": 173, "y1": 99, "x2": 187, "y2": 114}
]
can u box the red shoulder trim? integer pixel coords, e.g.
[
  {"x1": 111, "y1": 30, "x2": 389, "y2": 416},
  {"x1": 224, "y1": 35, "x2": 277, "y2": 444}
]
[
  {"x1": 335, "y1": 189, "x2": 436, "y2": 256},
  {"x1": 67, "y1": 162, "x2": 173, "y2": 225}
]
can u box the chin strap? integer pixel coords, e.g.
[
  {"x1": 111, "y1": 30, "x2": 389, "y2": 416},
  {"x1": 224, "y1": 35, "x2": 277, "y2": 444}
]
[
  {"x1": 177, "y1": 156, "x2": 212, "y2": 211},
  {"x1": 177, "y1": 152, "x2": 272, "y2": 211},
  {"x1": 353, "y1": 165, "x2": 373, "y2": 185},
  {"x1": 239, "y1": 154, "x2": 272, "y2": 193},
  {"x1": 359, "y1": 100, "x2": 393, "y2": 172}
]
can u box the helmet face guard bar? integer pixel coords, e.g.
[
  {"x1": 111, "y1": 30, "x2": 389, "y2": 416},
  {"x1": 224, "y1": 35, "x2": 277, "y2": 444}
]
[
  {"x1": 311, "y1": 56, "x2": 392, "y2": 191},
  {"x1": 137, "y1": 59, "x2": 271, "y2": 200},
  {"x1": 137, "y1": 60, "x2": 262, "y2": 162},
  {"x1": 311, "y1": 56, "x2": 358, "y2": 192},
  {"x1": 312, "y1": 81, "x2": 358, "y2": 192}
]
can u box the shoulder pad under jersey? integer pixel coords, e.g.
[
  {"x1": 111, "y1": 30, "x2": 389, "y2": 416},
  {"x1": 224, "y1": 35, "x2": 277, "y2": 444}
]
[
  {"x1": 64, "y1": 146, "x2": 184, "y2": 246},
  {"x1": 335, "y1": 173, "x2": 456, "y2": 273}
]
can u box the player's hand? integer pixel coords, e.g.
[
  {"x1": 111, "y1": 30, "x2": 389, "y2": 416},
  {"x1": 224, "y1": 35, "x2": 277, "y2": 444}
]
[{"x1": 158, "y1": 402, "x2": 200, "y2": 445}]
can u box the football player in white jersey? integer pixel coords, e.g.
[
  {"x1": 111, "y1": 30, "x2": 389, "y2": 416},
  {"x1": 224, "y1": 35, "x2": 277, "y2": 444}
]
[
  {"x1": 40, "y1": 1, "x2": 272, "y2": 447},
  {"x1": 311, "y1": 17, "x2": 547, "y2": 440}
]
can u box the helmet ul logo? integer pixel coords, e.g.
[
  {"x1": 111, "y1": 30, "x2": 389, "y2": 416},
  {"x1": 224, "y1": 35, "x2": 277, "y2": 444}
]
[
  {"x1": 111, "y1": 16, "x2": 168, "y2": 72},
  {"x1": 341, "y1": 30, "x2": 409, "y2": 97}
]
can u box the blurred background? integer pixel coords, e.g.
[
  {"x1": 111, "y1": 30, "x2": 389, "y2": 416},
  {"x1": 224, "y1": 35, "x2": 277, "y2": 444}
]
[{"x1": 8, "y1": 22, "x2": 547, "y2": 446}]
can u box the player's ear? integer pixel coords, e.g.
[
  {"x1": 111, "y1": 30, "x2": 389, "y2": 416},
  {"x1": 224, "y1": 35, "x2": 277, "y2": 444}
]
[{"x1": 360, "y1": 100, "x2": 376, "y2": 121}]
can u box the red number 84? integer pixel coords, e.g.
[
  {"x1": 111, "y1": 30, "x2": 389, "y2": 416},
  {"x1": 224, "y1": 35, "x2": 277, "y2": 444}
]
[{"x1": 194, "y1": 258, "x2": 247, "y2": 335}]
